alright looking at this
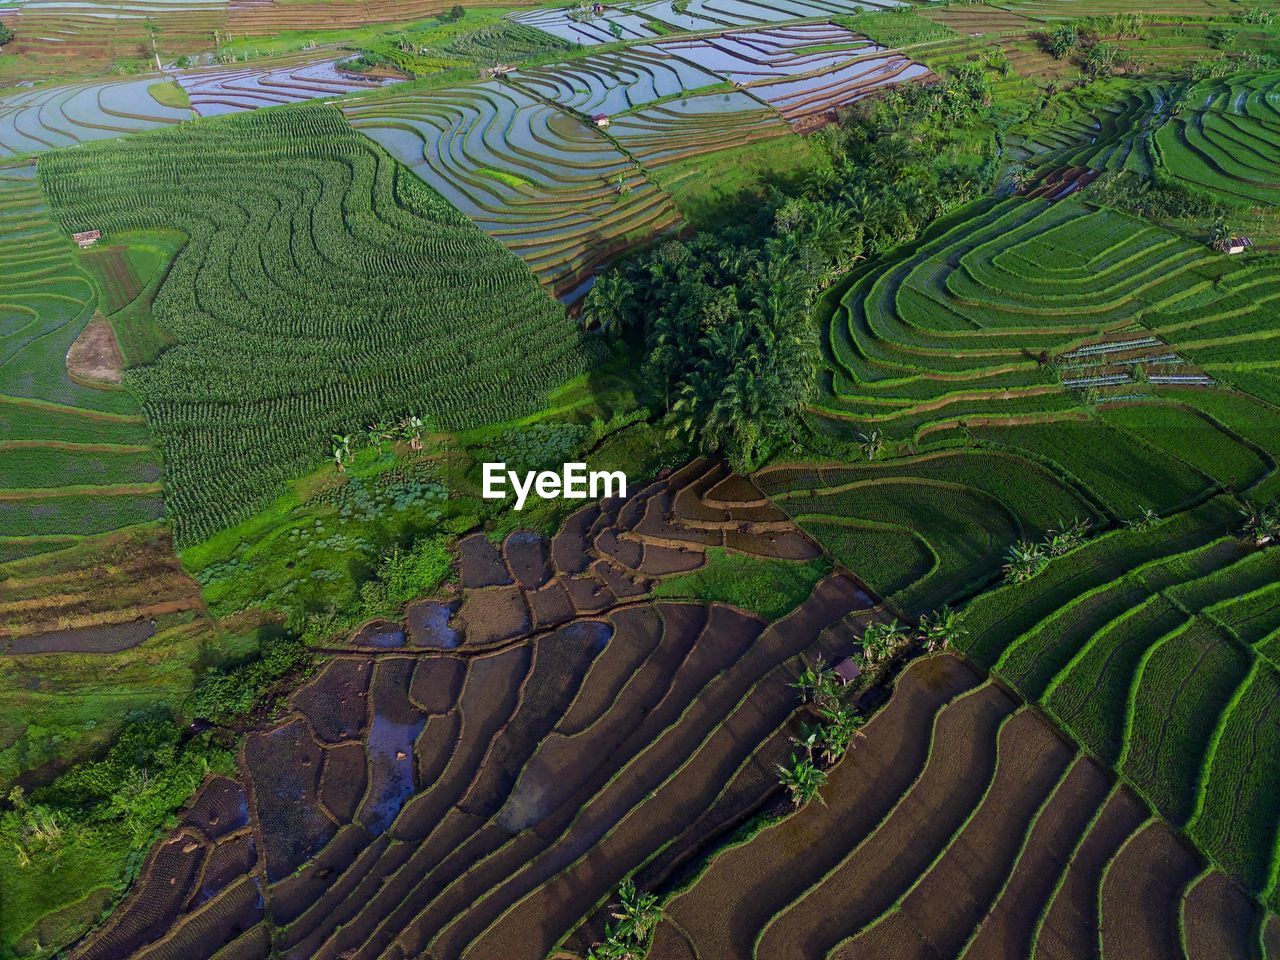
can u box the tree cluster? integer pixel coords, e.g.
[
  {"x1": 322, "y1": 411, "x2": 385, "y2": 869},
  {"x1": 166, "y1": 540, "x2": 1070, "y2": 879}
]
[{"x1": 583, "y1": 68, "x2": 994, "y2": 472}]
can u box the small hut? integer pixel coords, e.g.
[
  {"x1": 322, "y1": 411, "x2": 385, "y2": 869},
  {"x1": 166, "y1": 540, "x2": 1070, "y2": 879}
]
[
  {"x1": 591, "y1": 113, "x2": 610, "y2": 128},
  {"x1": 832, "y1": 657, "x2": 862, "y2": 686},
  {"x1": 71, "y1": 229, "x2": 101, "y2": 248},
  {"x1": 1226, "y1": 236, "x2": 1253, "y2": 255}
]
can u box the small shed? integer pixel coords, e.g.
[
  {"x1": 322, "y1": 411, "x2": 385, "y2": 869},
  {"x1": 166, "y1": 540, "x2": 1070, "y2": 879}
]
[
  {"x1": 72, "y1": 229, "x2": 101, "y2": 248},
  {"x1": 482, "y1": 62, "x2": 515, "y2": 79},
  {"x1": 591, "y1": 113, "x2": 610, "y2": 128},
  {"x1": 593, "y1": 2, "x2": 605, "y2": 12},
  {"x1": 1226, "y1": 236, "x2": 1253, "y2": 255},
  {"x1": 832, "y1": 657, "x2": 862, "y2": 685}
]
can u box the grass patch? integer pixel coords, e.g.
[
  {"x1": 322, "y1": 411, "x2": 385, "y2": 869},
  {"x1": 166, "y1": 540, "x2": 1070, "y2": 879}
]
[
  {"x1": 653, "y1": 546, "x2": 831, "y2": 621},
  {"x1": 835, "y1": 8, "x2": 957, "y2": 48},
  {"x1": 146, "y1": 80, "x2": 190, "y2": 111},
  {"x1": 654, "y1": 135, "x2": 824, "y2": 232},
  {"x1": 477, "y1": 166, "x2": 532, "y2": 188}
]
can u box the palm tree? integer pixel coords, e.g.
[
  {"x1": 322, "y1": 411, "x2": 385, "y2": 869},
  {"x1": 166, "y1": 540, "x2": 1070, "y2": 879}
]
[
  {"x1": 792, "y1": 719, "x2": 823, "y2": 758},
  {"x1": 777, "y1": 753, "x2": 827, "y2": 807},
  {"x1": 791, "y1": 656, "x2": 829, "y2": 704},
  {"x1": 1003, "y1": 540, "x2": 1048, "y2": 584},
  {"x1": 918, "y1": 605, "x2": 966, "y2": 653},
  {"x1": 1125, "y1": 507, "x2": 1160, "y2": 531},
  {"x1": 397, "y1": 414, "x2": 424, "y2": 451},
  {"x1": 1046, "y1": 517, "x2": 1092, "y2": 556},
  {"x1": 1209, "y1": 218, "x2": 1233, "y2": 252},
  {"x1": 861, "y1": 619, "x2": 906, "y2": 665}
]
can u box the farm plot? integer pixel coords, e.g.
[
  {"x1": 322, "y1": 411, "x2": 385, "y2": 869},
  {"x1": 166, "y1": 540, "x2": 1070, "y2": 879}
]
[
  {"x1": 656, "y1": 22, "x2": 931, "y2": 125},
  {"x1": 625, "y1": 0, "x2": 902, "y2": 34},
  {"x1": 0, "y1": 0, "x2": 226, "y2": 69},
  {"x1": 957, "y1": 496, "x2": 1280, "y2": 908},
  {"x1": 607, "y1": 89, "x2": 790, "y2": 168},
  {"x1": 507, "y1": 6, "x2": 660, "y2": 45},
  {"x1": 1155, "y1": 72, "x2": 1280, "y2": 208},
  {"x1": 39, "y1": 104, "x2": 597, "y2": 545},
  {"x1": 757, "y1": 448, "x2": 1099, "y2": 616},
  {"x1": 0, "y1": 164, "x2": 164, "y2": 559},
  {"x1": 647, "y1": 653, "x2": 1264, "y2": 960},
  {"x1": 343, "y1": 82, "x2": 682, "y2": 296},
  {"x1": 814, "y1": 195, "x2": 1254, "y2": 441},
  {"x1": 510, "y1": 47, "x2": 723, "y2": 118},
  {"x1": 0, "y1": 76, "x2": 190, "y2": 158},
  {"x1": 63, "y1": 461, "x2": 888, "y2": 960},
  {"x1": 177, "y1": 58, "x2": 399, "y2": 117}
]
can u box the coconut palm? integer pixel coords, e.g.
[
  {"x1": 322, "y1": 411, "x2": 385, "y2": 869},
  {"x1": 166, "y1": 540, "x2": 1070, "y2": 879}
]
[
  {"x1": 918, "y1": 605, "x2": 966, "y2": 652},
  {"x1": 777, "y1": 753, "x2": 827, "y2": 807}
]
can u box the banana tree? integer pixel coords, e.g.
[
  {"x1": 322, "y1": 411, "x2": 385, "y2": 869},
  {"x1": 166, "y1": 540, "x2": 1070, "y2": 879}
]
[
  {"x1": 918, "y1": 605, "x2": 966, "y2": 652},
  {"x1": 1003, "y1": 540, "x2": 1048, "y2": 584},
  {"x1": 777, "y1": 753, "x2": 827, "y2": 807}
]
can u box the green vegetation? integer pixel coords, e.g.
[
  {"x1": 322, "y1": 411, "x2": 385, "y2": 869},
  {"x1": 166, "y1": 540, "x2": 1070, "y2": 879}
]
[
  {"x1": 835, "y1": 7, "x2": 956, "y2": 48},
  {"x1": 0, "y1": 165, "x2": 163, "y2": 561},
  {"x1": 40, "y1": 104, "x2": 597, "y2": 546},
  {"x1": 145, "y1": 79, "x2": 190, "y2": 110},
  {"x1": 652, "y1": 546, "x2": 830, "y2": 621}
]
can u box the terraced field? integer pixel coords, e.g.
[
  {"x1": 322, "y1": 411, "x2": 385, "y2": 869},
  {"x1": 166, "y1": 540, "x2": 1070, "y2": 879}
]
[
  {"x1": 649, "y1": 652, "x2": 1266, "y2": 960},
  {"x1": 177, "y1": 58, "x2": 398, "y2": 117},
  {"x1": 0, "y1": 0, "x2": 225, "y2": 69},
  {"x1": 343, "y1": 81, "x2": 683, "y2": 296},
  {"x1": 0, "y1": 76, "x2": 189, "y2": 157},
  {"x1": 508, "y1": 5, "x2": 661, "y2": 44},
  {"x1": 1157, "y1": 72, "x2": 1280, "y2": 209},
  {"x1": 510, "y1": 47, "x2": 723, "y2": 118},
  {"x1": 958, "y1": 487, "x2": 1280, "y2": 913},
  {"x1": 812, "y1": 192, "x2": 1280, "y2": 439},
  {"x1": 63, "y1": 461, "x2": 885, "y2": 960},
  {"x1": 625, "y1": 0, "x2": 902, "y2": 34},
  {"x1": 657, "y1": 23, "x2": 932, "y2": 126},
  {"x1": 0, "y1": 164, "x2": 165, "y2": 561},
  {"x1": 757, "y1": 448, "x2": 1102, "y2": 616},
  {"x1": 39, "y1": 104, "x2": 597, "y2": 544}
]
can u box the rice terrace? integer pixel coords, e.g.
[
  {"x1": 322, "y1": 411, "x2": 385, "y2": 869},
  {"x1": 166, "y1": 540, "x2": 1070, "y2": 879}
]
[{"x1": 5, "y1": 0, "x2": 1280, "y2": 957}]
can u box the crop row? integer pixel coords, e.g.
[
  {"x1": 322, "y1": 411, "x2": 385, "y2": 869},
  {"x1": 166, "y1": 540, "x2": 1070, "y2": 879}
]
[
  {"x1": 38, "y1": 104, "x2": 599, "y2": 544},
  {"x1": 649, "y1": 652, "x2": 1264, "y2": 959},
  {"x1": 64, "y1": 463, "x2": 880, "y2": 960},
  {"x1": 0, "y1": 164, "x2": 164, "y2": 558}
]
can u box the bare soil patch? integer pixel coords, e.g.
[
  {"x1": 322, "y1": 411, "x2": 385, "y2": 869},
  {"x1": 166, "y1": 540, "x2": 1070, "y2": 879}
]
[{"x1": 66, "y1": 314, "x2": 126, "y2": 387}]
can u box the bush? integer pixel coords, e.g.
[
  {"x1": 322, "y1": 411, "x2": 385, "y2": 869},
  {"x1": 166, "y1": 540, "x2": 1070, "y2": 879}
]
[
  {"x1": 186, "y1": 635, "x2": 311, "y2": 726},
  {"x1": 0, "y1": 23, "x2": 13, "y2": 47},
  {"x1": 360, "y1": 536, "x2": 451, "y2": 609}
]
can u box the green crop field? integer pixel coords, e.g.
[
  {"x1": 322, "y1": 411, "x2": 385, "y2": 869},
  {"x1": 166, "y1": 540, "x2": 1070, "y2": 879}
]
[
  {"x1": 6, "y1": 4, "x2": 1280, "y2": 959},
  {"x1": 38, "y1": 104, "x2": 599, "y2": 545}
]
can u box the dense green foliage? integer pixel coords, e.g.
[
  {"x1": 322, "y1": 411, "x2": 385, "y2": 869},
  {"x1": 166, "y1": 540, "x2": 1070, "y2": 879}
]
[
  {"x1": 584, "y1": 66, "x2": 995, "y2": 470},
  {"x1": 39, "y1": 104, "x2": 597, "y2": 545}
]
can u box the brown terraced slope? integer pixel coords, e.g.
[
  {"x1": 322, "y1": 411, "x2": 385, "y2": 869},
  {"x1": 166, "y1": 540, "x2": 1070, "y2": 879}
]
[{"x1": 66, "y1": 460, "x2": 1274, "y2": 960}]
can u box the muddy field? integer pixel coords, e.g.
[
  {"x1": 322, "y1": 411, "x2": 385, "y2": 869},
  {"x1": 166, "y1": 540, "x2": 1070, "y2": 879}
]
[{"x1": 68, "y1": 461, "x2": 882, "y2": 960}]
